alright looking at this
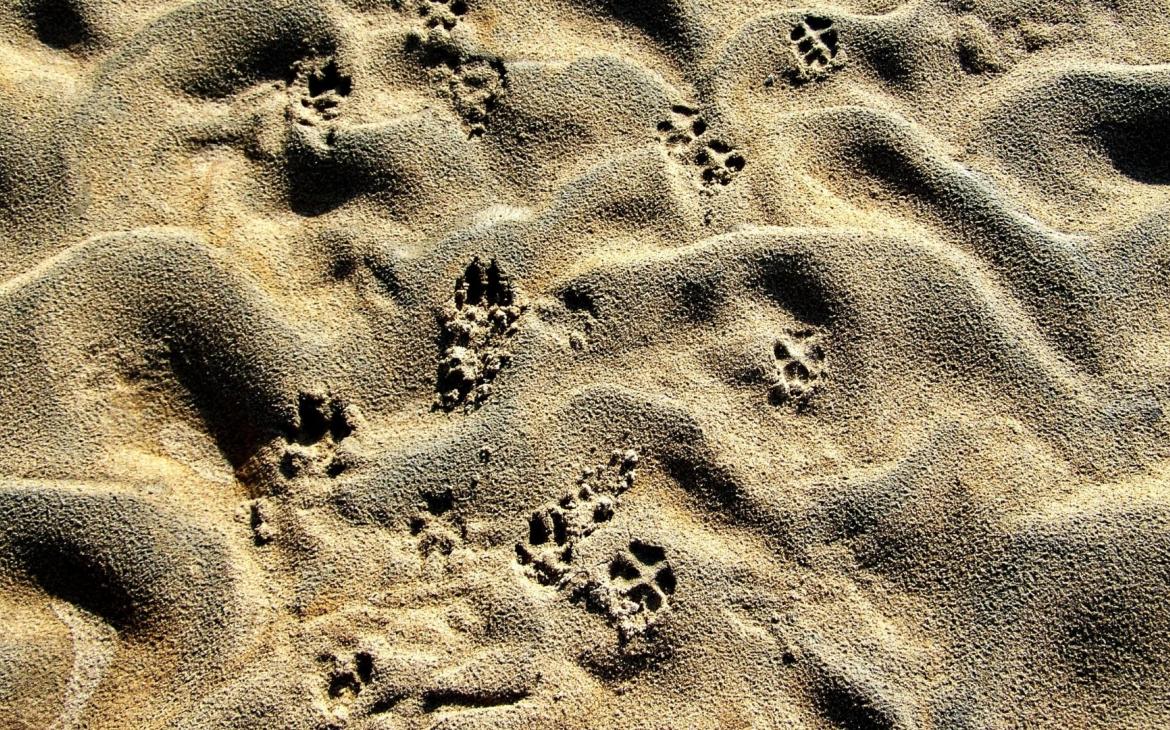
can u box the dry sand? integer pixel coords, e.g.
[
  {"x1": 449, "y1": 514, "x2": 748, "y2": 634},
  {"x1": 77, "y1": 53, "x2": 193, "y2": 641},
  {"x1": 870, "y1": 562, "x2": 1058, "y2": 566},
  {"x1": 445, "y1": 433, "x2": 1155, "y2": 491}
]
[{"x1": 1, "y1": 0, "x2": 1169, "y2": 727}]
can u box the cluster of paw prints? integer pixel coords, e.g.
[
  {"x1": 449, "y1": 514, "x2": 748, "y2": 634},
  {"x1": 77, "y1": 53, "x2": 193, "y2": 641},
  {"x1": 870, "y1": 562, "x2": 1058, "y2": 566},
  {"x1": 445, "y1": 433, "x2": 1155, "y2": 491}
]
[
  {"x1": 770, "y1": 327, "x2": 827, "y2": 409},
  {"x1": 436, "y1": 257, "x2": 525, "y2": 411},
  {"x1": 656, "y1": 105, "x2": 746, "y2": 187},
  {"x1": 516, "y1": 450, "x2": 676, "y2": 642},
  {"x1": 289, "y1": 57, "x2": 352, "y2": 127}
]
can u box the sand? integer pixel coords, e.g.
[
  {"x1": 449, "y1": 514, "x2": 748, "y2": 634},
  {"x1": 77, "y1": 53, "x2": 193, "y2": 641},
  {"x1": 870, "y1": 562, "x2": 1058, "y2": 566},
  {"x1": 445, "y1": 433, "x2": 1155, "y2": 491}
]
[{"x1": 0, "y1": 0, "x2": 1168, "y2": 727}]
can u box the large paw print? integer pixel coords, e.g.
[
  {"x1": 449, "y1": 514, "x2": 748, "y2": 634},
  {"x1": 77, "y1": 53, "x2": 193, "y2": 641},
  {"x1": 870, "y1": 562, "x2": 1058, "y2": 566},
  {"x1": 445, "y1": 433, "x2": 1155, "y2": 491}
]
[
  {"x1": 790, "y1": 16, "x2": 840, "y2": 74},
  {"x1": 769, "y1": 328, "x2": 827, "y2": 408},
  {"x1": 436, "y1": 257, "x2": 525, "y2": 410}
]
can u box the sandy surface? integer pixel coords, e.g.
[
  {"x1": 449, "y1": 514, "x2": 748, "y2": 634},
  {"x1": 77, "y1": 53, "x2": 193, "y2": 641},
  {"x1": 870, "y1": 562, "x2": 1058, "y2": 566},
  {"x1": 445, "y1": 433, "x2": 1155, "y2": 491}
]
[{"x1": 0, "y1": 0, "x2": 1169, "y2": 727}]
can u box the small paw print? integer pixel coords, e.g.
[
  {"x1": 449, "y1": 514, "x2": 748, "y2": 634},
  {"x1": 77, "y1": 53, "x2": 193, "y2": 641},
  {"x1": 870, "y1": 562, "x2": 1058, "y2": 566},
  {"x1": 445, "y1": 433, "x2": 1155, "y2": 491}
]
[
  {"x1": 790, "y1": 16, "x2": 840, "y2": 74},
  {"x1": 695, "y1": 139, "x2": 746, "y2": 186},
  {"x1": 656, "y1": 104, "x2": 707, "y2": 146},
  {"x1": 769, "y1": 328, "x2": 827, "y2": 408},
  {"x1": 656, "y1": 105, "x2": 746, "y2": 186},
  {"x1": 418, "y1": 0, "x2": 468, "y2": 30},
  {"x1": 291, "y1": 57, "x2": 351, "y2": 125}
]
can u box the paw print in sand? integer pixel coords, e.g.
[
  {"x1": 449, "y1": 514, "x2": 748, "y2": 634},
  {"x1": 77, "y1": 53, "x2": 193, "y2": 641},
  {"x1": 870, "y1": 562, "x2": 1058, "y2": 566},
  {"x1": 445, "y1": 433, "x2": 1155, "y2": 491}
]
[
  {"x1": 516, "y1": 449, "x2": 637, "y2": 587},
  {"x1": 318, "y1": 648, "x2": 375, "y2": 722},
  {"x1": 695, "y1": 139, "x2": 747, "y2": 187},
  {"x1": 289, "y1": 57, "x2": 351, "y2": 126},
  {"x1": 769, "y1": 328, "x2": 827, "y2": 409},
  {"x1": 516, "y1": 450, "x2": 676, "y2": 641},
  {"x1": 417, "y1": 0, "x2": 469, "y2": 31},
  {"x1": 790, "y1": 16, "x2": 840, "y2": 74},
  {"x1": 436, "y1": 257, "x2": 525, "y2": 410},
  {"x1": 281, "y1": 391, "x2": 361, "y2": 478},
  {"x1": 656, "y1": 104, "x2": 745, "y2": 186},
  {"x1": 601, "y1": 540, "x2": 677, "y2": 641},
  {"x1": 656, "y1": 104, "x2": 708, "y2": 147}
]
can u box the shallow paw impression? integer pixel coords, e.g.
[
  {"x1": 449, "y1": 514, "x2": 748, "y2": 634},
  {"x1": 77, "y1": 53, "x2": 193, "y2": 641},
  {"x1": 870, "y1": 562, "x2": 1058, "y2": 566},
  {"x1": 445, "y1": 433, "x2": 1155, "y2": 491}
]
[
  {"x1": 289, "y1": 57, "x2": 352, "y2": 125},
  {"x1": 416, "y1": 0, "x2": 469, "y2": 32},
  {"x1": 656, "y1": 104, "x2": 746, "y2": 186},
  {"x1": 769, "y1": 327, "x2": 827, "y2": 408},
  {"x1": 406, "y1": 1, "x2": 505, "y2": 135},
  {"x1": 435, "y1": 257, "x2": 525, "y2": 411}
]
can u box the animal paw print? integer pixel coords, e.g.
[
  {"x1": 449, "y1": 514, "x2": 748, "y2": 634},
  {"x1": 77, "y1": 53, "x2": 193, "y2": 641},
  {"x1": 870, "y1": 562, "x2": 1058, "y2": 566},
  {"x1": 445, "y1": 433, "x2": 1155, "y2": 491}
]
[
  {"x1": 436, "y1": 258, "x2": 525, "y2": 410},
  {"x1": 516, "y1": 450, "x2": 638, "y2": 586},
  {"x1": 790, "y1": 16, "x2": 839, "y2": 72},
  {"x1": 604, "y1": 540, "x2": 676, "y2": 640},
  {"x1": 417, "y1": 0, "x2": 469, "y2": 31},
  {"x1": 319, "y1": 649, "x2": 375, "y2": 722},
  {"x1": 409, "y1": 483, "x2": 471, "y2": 557},
  {"x1": 281, "y1": 391, "x2": 360, "y2": 478},
  {"x1": 290, "y1": 57, "x2": 351, "y2": 126},
  {"x1": 655, "y1": 104, "x2": 745, "y2": 186},
  {"x1": 656, "y1": 104, "x2": 707, "y2": 147},
  {"x1": 696, "y1": 139, "x2": 746, "y2": 187},
  {"x1": 769, "y1": 328, "x2": 827, "y2": 409},
  {"x1": 448, "y1": 58, "x2": 505, "y2": 136}
]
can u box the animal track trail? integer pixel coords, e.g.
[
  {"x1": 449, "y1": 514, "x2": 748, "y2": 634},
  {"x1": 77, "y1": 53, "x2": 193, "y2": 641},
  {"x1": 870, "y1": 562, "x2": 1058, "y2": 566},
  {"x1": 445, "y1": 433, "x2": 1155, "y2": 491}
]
[
  {"x1": 436, "y1": 257, "x2": 525, "y2": 411},
  {"x1": 790, "y1": 16, "x2": 840, "y2": 76},
  {"x1": 655, "y1": 104, "x2": 746, "y2": 187},
  {"x1": 769, "y1": 328, "x2": 827, "y2": 409},
  {"x1": 516, "y1": 450, "x2": 676, "y2": 642},
  {"x1": 516, "y1": 449, "x2": 637, "y2": 587},
  {"x1": 289, "y1": 57, "x2": 352, "y2": 126}
]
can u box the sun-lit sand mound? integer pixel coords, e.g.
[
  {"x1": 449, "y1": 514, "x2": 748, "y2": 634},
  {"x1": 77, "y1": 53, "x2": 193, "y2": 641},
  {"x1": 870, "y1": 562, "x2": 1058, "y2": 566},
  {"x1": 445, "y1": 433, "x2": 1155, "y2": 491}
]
[{"x1": 1, "y1": 0, "x2": 1169, "y2": 727}]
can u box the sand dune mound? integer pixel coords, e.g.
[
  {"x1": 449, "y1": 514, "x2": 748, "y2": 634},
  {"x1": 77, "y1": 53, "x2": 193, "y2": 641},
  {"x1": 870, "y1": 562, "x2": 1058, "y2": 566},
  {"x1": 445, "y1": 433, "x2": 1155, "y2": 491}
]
[{"x1": 1, "y1": 0, "x2": 1169, "y2": 727}]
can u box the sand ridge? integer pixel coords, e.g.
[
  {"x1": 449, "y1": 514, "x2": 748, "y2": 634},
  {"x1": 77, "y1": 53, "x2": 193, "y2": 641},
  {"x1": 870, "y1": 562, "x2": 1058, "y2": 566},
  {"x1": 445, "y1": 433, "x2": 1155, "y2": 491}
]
[{"x1": 0, "y1": 0, "x2": 1169, "y2": 727}]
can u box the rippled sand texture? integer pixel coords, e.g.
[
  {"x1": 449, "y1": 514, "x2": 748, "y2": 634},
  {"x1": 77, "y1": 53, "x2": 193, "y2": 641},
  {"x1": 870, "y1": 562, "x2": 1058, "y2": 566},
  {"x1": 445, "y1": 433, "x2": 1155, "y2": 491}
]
[{"x1": 1, "y1": 0, "x2": 1169, "y2": 727}]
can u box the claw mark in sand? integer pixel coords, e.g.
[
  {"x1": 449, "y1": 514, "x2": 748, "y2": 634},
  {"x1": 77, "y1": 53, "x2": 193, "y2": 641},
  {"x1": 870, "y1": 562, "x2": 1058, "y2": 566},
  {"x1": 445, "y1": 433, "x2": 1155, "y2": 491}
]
[{"x1": 436, "y1": 257, "x2": 525, "y2": 411}]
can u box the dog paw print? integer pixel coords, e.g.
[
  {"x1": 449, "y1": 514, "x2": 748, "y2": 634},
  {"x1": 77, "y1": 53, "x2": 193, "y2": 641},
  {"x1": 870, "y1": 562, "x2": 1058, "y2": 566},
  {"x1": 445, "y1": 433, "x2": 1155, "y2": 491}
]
[
  {"x1": 656, "y1": 104, "x2": 707, "y2": 147},
  {"x1": 417, "y1": 0, "x2": 469, "y2": 31},
  {"x1": 281, "y1": 391, "x2": 361, "y2": 478},
  {"x1": 516, "y1": 449, "x2": 638, "y2": 586},
  {"x1": 696, "y1": 139, "x2": 746, "y2": 186},
  {"x1": 319, "y1": 649, "x2": 376, "y2": 722},
  {"x1": 655, "y1": 104, "x2": 745, "y2": 186},
  {"x1": 604, "y1": 540, "x2": 676, "y2": 640},
  {"x1": 769, "y1": 328, "x2": 827, "y2": 409},
  {"x1": 790, "y1": 16, "x2": 840, "y2": 74},
  {"x1": 290, "y1": 57, "x2": 352, "y2": 126}
]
